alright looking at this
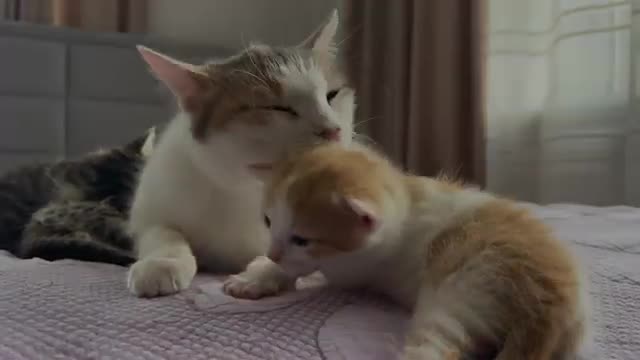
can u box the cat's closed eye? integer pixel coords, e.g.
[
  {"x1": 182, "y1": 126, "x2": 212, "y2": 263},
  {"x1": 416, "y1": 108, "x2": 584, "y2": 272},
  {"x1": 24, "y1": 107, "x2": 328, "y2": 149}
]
[
  {"x1": 326, "y1": 89, "x2": 340, "y2": 103},
  {"x1": 290, "y1": 235, "x2": 310, "y2": 247},
  {"x1": 264, "y1": 105, "x2": 298, "y2": 117},
  {"x1": 264, "y1": 215, "x2": 271, "y2": 228}
]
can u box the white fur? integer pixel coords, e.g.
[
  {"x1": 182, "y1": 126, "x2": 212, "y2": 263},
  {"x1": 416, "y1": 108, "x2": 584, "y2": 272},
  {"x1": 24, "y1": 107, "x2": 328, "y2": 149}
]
[
  {"x1": 127, "y1": 118, "x2": 269, "y2": 297},
  {"x1": 127, "y1": 22, "x2": 355, "y2": 297}
]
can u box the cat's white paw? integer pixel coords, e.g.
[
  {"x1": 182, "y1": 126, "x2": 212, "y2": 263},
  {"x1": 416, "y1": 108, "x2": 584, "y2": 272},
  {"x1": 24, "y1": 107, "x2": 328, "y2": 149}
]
[
  {"x1": 127, "y1": 256, "x2": 196, "y2": 298},
  {"x1": 222, "y1": 273, "x2": 285, "y2": 300}
]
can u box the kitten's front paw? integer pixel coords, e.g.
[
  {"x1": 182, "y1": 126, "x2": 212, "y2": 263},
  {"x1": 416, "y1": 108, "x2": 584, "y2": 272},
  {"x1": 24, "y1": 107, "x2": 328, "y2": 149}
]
[
  {"x1": 222, "y1": 274, "x2": 283, "y2": 300},
  {"x1": 223, "y1": 256, "x2": 294, "y2": 300},
  {"x1": 127, "y1": 256, "x2": 196, "y2": 298}
]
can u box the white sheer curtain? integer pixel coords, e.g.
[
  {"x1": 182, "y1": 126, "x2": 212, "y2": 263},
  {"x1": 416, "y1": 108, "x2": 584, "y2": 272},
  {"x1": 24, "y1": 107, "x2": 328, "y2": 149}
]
[{"x1": 487, "y1": 0, "x2": 640, "y2": 206}]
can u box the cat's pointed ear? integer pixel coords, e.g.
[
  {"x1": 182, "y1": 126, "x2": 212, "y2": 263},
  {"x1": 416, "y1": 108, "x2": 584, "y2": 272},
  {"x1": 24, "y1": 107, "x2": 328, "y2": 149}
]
[
  {"x1": 299, "y1": 9, "x2": 339, "y2": 55},
  {"x1": 334, "y1": 194, "x2": 378, "y2": 232},
  {"x1": 137, "y1": 45, "x2": 209, "y2": 112},
  {"x1": 141, "y1": 126, "x2": 156, "y2": 158}
]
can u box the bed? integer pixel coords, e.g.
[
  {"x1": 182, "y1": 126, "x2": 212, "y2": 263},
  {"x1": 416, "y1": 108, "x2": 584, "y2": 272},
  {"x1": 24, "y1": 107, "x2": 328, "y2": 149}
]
[
  {"x1": 0, "y1": 203, "x2": 638, "y2": 359},
  {"x1": 0, "y1": 22, "x2": 638, "y2": 360}
]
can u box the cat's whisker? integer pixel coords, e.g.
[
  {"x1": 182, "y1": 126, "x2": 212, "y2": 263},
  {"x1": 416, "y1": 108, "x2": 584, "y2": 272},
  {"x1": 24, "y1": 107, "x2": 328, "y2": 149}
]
[
  {"x1": 231, "y1": 69, "x2": 270, "y2": 89},
  {"x1": 354, "y1": 116, "x2": 377, "y2": 129},
  {"x1": 353, "y1": 133, "x2": 378, "y2": 147},
  {"x1": 244, "y1": 41, "x2": 271, "y2": 83},
  {"x1": 336, "y1": 25, "x2": 363, "y2": 48}
]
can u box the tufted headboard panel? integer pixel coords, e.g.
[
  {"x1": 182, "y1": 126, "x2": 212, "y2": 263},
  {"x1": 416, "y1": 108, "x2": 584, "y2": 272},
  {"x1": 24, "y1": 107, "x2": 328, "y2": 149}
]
[{"x1": 0, "y1": 21, "x2": 230, "y2": 174}]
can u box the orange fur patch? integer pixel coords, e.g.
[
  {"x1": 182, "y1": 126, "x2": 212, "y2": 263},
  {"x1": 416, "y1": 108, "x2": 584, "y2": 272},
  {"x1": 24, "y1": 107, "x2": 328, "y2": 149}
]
[
  {"x1": 266, "y1": 144, "x2": 401, "y2": 253},
  {"x1": 422, "y1": 198, "x2": 582, "y2": 358},
  {"x1": 188, "y1": 53, "x2": 284, "y2": 139}
]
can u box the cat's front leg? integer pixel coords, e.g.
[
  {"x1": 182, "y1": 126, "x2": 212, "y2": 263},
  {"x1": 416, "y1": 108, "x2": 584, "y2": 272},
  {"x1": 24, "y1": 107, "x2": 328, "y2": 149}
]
[
  {"x1": 127, "y1": 226, "x2": 197, "y2": 297},
  {"x1": 223, "y1": 256, "x2": 295, "y2": 300}
]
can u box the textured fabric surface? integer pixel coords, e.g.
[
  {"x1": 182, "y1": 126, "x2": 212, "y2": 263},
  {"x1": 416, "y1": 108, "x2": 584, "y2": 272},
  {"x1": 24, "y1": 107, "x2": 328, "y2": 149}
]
[{"x1": 0, "y1": 203, "x2": 639, "y2": 359}]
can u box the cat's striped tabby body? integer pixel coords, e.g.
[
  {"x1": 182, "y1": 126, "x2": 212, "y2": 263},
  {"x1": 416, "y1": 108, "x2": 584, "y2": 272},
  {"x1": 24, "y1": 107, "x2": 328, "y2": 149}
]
[{"x1": 0, "y1": 128, "x2": 155, "y2": 265}]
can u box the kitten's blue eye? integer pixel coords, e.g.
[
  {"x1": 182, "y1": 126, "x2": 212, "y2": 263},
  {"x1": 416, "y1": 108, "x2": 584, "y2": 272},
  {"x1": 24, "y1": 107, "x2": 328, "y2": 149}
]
[
  {"x1": 290, "y1": 235, "x2": 310, "y2": 247},
  {"x1": 265, "y1": 105, "x2": 298, "y2": 117},
  {"x1": 326, "y1": 89, "x2": 339, "y2": 103}
]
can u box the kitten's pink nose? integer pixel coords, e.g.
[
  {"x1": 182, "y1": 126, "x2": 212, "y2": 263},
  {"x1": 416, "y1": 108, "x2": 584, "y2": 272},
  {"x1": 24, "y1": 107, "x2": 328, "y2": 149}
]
[{"x1": 318, "y1": 127, "x2": 341, "y2": 141}]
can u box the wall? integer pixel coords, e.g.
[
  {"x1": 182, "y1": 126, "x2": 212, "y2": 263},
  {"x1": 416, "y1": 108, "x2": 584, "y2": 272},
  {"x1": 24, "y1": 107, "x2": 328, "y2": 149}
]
[{"x1": 147, "y1": 0, "x2": 339, "y2": 50}]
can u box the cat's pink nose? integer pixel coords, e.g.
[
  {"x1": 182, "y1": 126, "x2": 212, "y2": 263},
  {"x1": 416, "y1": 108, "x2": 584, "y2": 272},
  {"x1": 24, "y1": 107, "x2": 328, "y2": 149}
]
[
  {"x1": 318, "y1": 127, "x2": 341, "y2": 141},
  {"x1": 267, "y1": 248, "x2": 282, "y2": 263}
]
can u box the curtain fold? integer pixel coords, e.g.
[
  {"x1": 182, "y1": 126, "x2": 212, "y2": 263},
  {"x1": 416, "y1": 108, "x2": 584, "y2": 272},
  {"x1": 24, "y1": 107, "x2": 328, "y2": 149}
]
[
  {"x1": 343, "y1": 0, "x2": 487, "y2": 186},
  {"x1": 2, "y1": 0, "x2": 146, "y2": 33},
  {"x1": 487, "y1": 0, "x2": 639, "y2": 206}
]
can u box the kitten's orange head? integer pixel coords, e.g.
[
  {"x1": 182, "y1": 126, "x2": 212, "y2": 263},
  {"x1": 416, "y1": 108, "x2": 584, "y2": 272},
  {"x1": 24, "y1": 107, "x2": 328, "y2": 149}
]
[
  {"x1": 137, "y1": 10, "x2": 355, "y2": 182},
  {"x1": 262, "y1": 144, "x2": 397, "y2": 276}
]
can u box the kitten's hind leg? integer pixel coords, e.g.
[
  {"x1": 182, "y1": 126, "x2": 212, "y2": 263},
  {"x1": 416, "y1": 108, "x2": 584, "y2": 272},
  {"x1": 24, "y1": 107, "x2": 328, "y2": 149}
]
[
  {"x1": 127, "y1": 226, "x2": 197, "y2": 297},
  {"x1": 401, "y1": 280, "x2": 499, "y2": 360},
  {"x1": 494, "y1": 310, "x2": 583, "y2": 360}
]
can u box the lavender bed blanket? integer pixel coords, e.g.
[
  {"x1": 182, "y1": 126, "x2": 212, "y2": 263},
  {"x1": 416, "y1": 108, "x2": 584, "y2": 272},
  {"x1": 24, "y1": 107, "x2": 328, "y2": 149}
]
[{"x1": 0, "y1": 203, "x2": 638, "y2": 359}]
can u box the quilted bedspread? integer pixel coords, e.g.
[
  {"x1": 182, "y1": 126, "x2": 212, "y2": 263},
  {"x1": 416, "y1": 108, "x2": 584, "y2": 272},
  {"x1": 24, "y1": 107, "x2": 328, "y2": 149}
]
[{"x1": 0, "y1": 203, "x2": 639, "y2": 359}]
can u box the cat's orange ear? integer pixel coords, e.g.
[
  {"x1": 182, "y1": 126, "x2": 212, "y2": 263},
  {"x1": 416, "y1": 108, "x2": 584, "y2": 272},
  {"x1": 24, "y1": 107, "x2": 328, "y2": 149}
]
[
  {"x1": 298, "y1": 9, "x2": 339, "y2": 55},
  {"x1": 137, "y1": 46, "x2": 209, "y2": 112},
  {"x1": 341, "y1": 196, "x2": 378, "y2": 232}
]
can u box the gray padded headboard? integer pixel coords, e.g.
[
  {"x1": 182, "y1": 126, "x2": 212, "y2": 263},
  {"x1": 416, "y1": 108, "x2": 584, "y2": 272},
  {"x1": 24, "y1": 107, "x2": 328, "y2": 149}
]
[{"x1": 0, "y1": 21, "x2": 230, "y2": 174}]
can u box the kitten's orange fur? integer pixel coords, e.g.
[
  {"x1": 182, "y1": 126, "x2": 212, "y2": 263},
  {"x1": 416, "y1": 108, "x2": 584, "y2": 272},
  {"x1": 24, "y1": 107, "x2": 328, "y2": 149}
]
[{"x1": 225, "y1": 143, "x2": 589, "y2": 359}]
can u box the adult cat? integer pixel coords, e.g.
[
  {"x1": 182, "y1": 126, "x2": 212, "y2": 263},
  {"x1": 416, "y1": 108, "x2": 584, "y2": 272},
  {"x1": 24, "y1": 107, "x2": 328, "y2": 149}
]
[
  {"x1": 127, "y1": 11, "x2": 356, "y2": 297},
  {"x1": 0, "y1": 128, "x2": 155, "y2": 265}
]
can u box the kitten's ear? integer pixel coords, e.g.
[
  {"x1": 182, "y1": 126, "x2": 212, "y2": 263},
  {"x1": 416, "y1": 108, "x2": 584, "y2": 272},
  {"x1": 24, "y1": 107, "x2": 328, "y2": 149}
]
[
  {"x1": 335, "y1": 194, "x2": 378, "y2": 232},
  {"x1": 137, "y1": 45, "x2": 209, "y2": 112},
  {"x1": 299, "y1": 9, "x2": 339, "y2": 55}
]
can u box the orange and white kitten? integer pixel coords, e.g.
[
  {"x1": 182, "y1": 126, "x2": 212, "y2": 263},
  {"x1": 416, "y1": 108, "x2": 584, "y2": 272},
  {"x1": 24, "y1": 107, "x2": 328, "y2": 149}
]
[
  {"x1": 224, "y1": 144, "x2": 589, "y2": 359},
  {"x1": 127, "y1": 11, "x2": 356, "y2": 297}
]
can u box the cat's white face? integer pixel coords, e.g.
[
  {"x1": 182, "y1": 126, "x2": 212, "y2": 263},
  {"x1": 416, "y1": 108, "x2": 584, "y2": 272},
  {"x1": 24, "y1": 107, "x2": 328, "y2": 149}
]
[
  {"x1": 138, "y1": 10, "x2": 354, "y2": 184},
  {"x1": 203, "y1": 56, "x2": 356, "y2": 181}
]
